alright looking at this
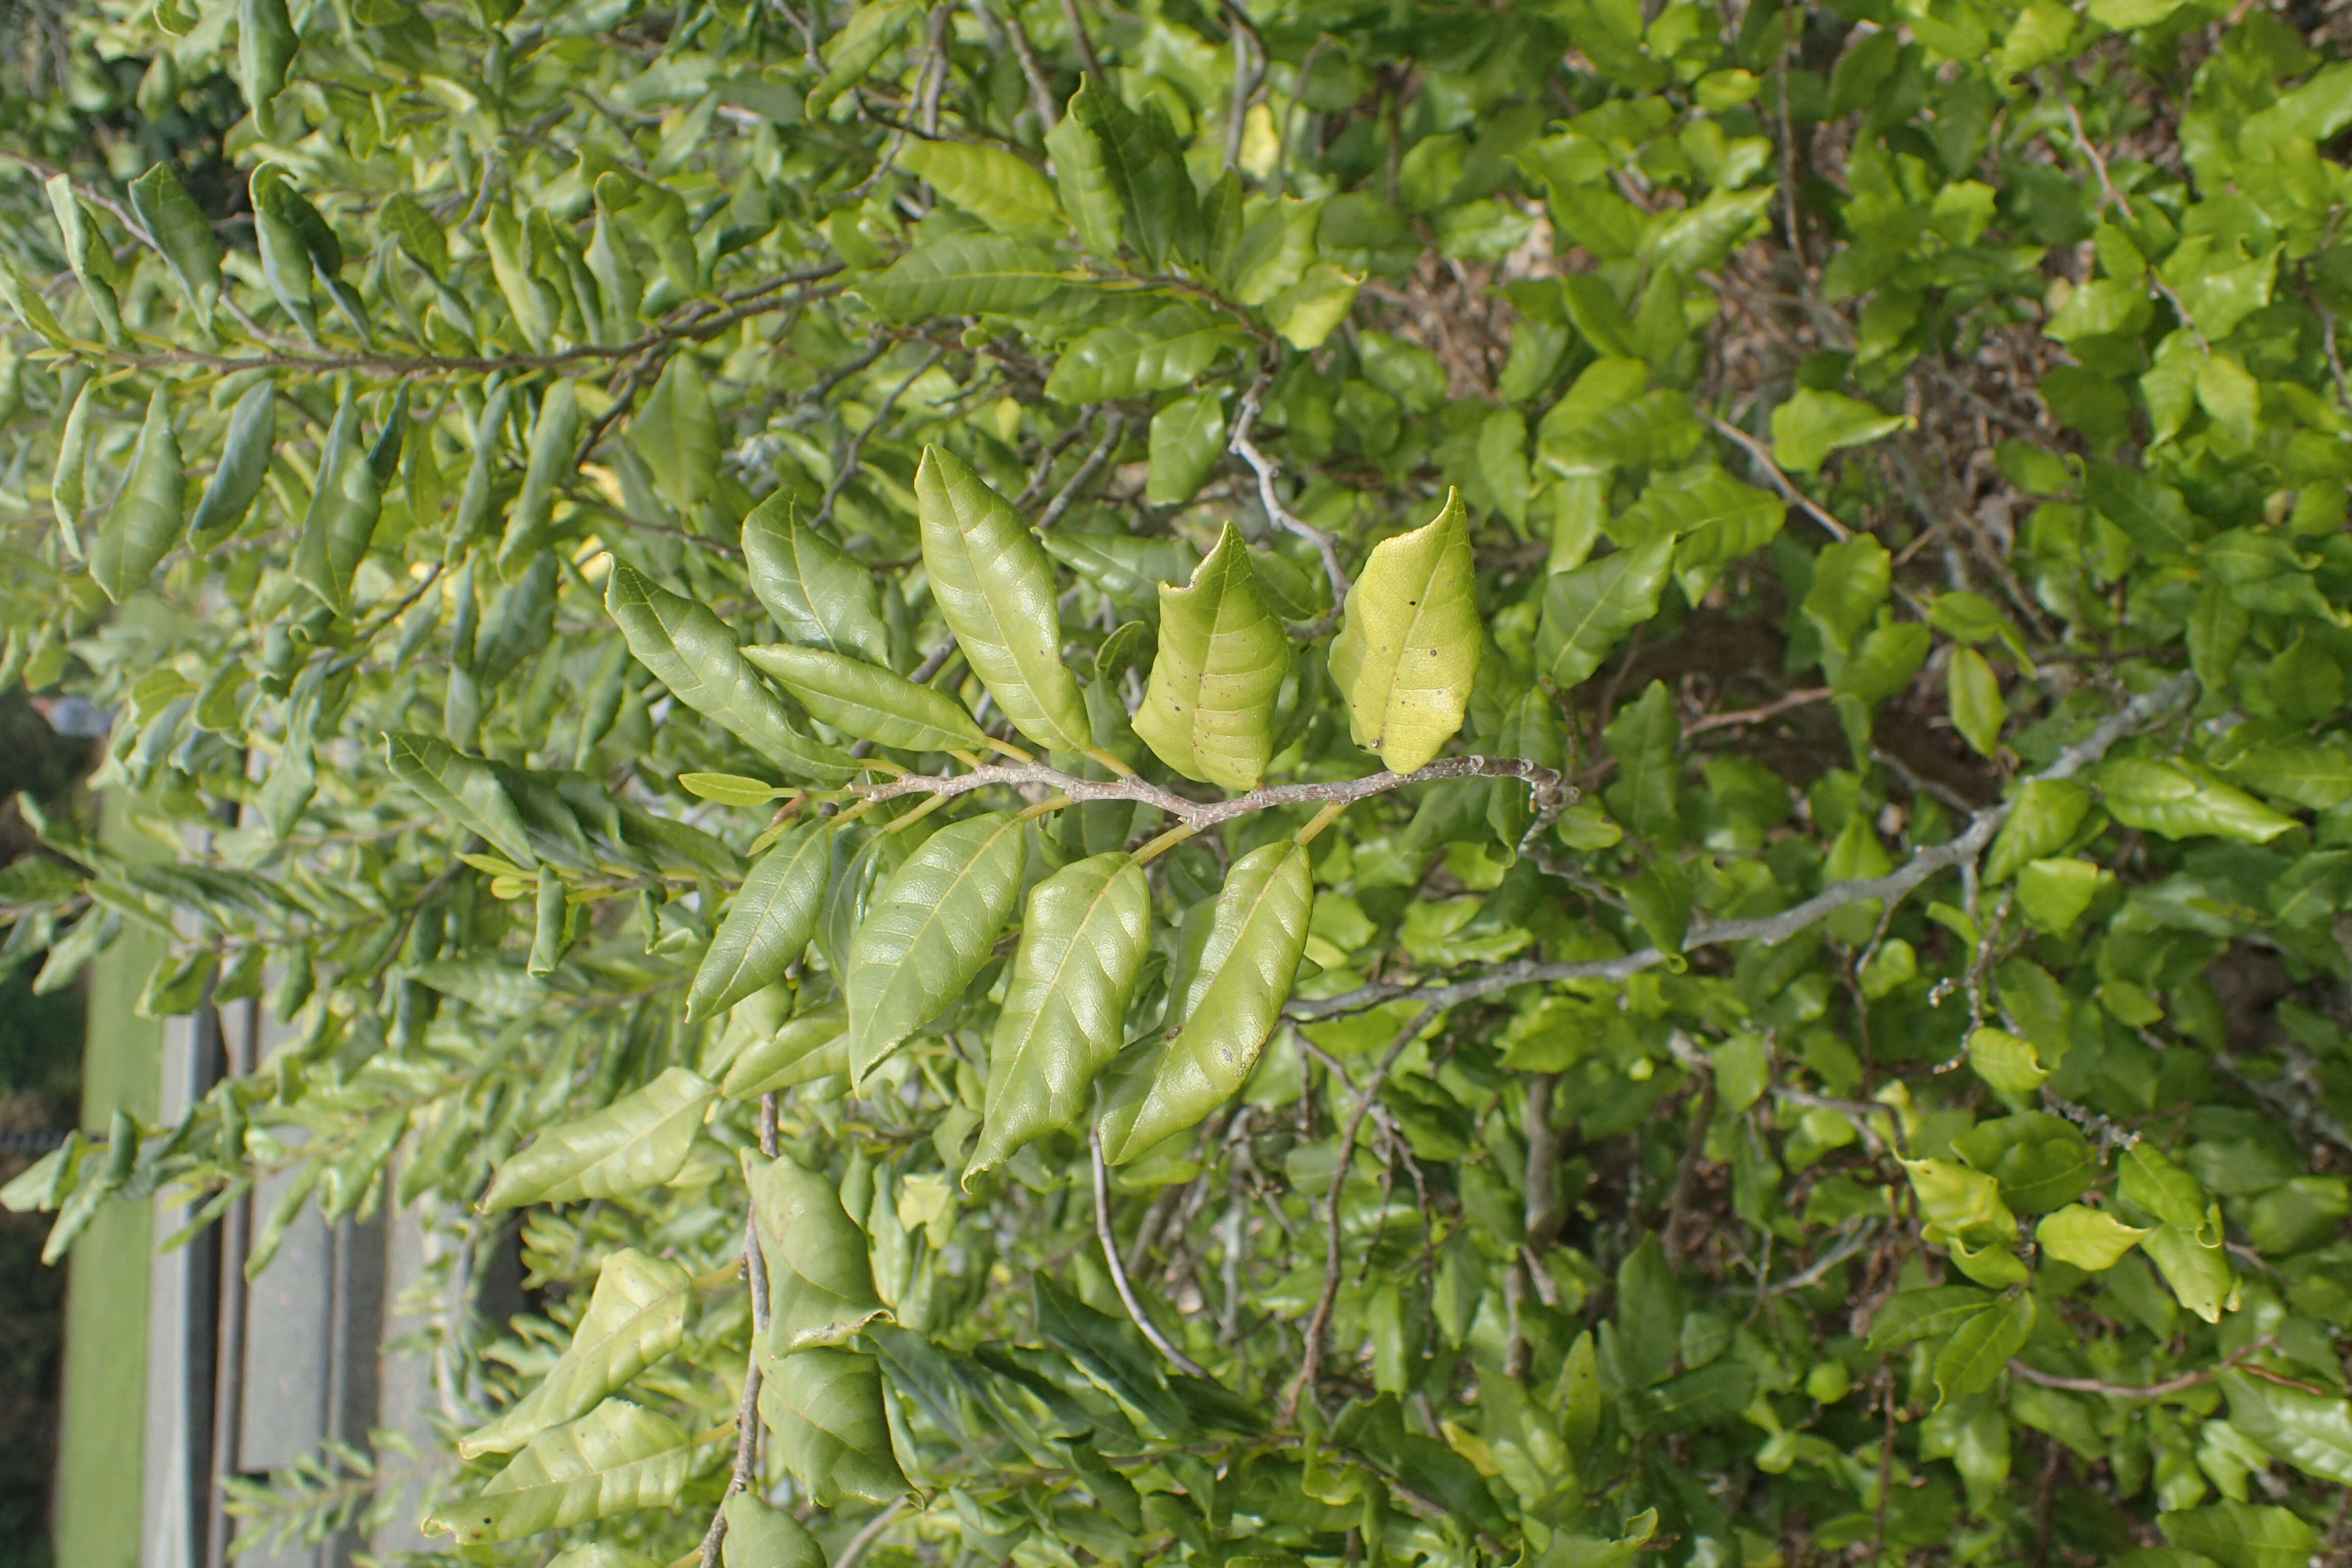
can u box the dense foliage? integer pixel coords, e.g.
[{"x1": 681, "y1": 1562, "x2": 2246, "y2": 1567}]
[{"x1": 13, "y1": 0, "x2": 2352, "y2": 1561}]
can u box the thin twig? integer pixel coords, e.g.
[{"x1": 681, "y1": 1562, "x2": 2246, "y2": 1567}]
[
  {"x1": 1288, "y1": 674, "x2": 2197, "y2": 1021},
  {"x1": 1036, "y1": 409, "x2": 1123, "y2": 529},
  {"x1": 1293, "y1": 1001, "x2": 1440, "y2": 1418},
  {"x1": 855, "y1": 752, "x2": 1567, "y2": 831},
  {"x1": 1231, "y1": 374, "x2": 1350, "y2": 614},
  {"x1": 1090, "y1": 1126, "x2": 1211, "y2": 1378},
  {"x1": 1705, "y1": 413, "x2": 1851, "y2": 541},
  {"x1": 814, "y1": 345, "x2": 948, "y2": 527},
  {"x1": 2006, "y1": 1335, "x2": 2290, "y2": 1400}
]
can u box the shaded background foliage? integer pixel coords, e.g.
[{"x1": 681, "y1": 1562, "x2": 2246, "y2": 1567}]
[{"x1": 11, "y1": 0, "x2": 2352, "y2": 1565}]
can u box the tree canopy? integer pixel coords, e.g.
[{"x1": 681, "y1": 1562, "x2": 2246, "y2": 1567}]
[{"x1": 8, "y1": 0, "x2": 2352, "y2": 1562}]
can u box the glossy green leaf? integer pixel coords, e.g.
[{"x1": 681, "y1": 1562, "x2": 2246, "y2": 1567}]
[
  {"x1": 2037, "y1": 1205, "x2": 2149, "y2": 1270},
  {"x1": 1932, "y1": 1293, "x2": 2034, "y2": 1406},
  {"x1": 722, "y1": 1493, "x2": 826, "y2": 1568},
  {"x1": 1044, "y1": 107, "x2": 1128, "y2": 259},
  {"x1": 1536, "y1": 535, "x2": 1674, "y2": 689},
  {"x1": 1801, "y1": 536, "x2": 1891, "y2": 654},
  {"x1": 2159, "y1": 1503, "x2": 2318, "y2": 1568},
  {"x1": 500, "y1": 380, "x2": 579, "y2": 574},
  {"x1": 757, "y1": 1346, "x2": 908, "y2": 1505},
  {"x1": 50, "y1": 382, "x2": 92, "y2": 556},
  {"x1": 1948, "y1": 646, "x2": 2004, "y2": 756},
  {"x1": 2218, "y1": 1370, "x2": 2352, "y2": 1486},
  {"x1": 1132, "y1": 524, "x2": 1291, "y2": 790},
  {"x1": 901, "y1": 140, "x2": 1062, "y2": 235},
  {"x1": 385, "y1": 732, "x2": 536, "y2": 867},
  {"x1": 1045, "y1": 304, "x2": 1240, "y2": 404},
  {"x1": 236, "y1": 0, "x2": 298, "y2": 135},
  {"x1": 1603, "y1": 682, "x2": 1681, "y2": 846},
  {"x1": 746, "y1": 1149, "x2": 890, "y2": 1354},
  {"x1": 688, "y1": 823, "x2": 829, "y2": 1021},
  {"x1": 744, "y1": 642, "x2": 989, "y2": 754},
  {"x1": 846, "y1": 810, "x2": 1029, "y2": 1082},
  {"x1": 1148, "y1": 391, "x2": 1228, "y2": 506},
  {"x1": 969, "y1": 851, "x2": 1152, "y2": 1183},
  {"x1": 721, "y1": 1002, "x2": 849, "y2": 1098},
  {"x1": 1984, "y1": 779, "x2": 2094, "y2": 884},
  {"x1": 2099, "y1": 758, "x2": 2297, "y2": 843},
  {"x1": 1770, "y1": 388, "x2": 1913, "y2": 474},
  {"x1": 482, "y1": 1067, "x2": 719, "y2": 1210},
  {"x1": 1329, "y1": 489, "x2": 1480, "y2": 772},
  {"x1": 1100, "y1": 841, "x2": 1314, "y2": 1162},
  {"x1": 291, "y1": 389, "x2": 379, "y2": 615},
  {"x1": 186, "y1": 383, "x2": 276, "y2": 546},
  {"x1": 1065, "y1": 75, "x2": 1194, "y2": 266},
  {"x1": 1866, "y1": 1285, "x2": 1996, "y2": 1351},
  {"x1": 90, "y1": 389, "x2": 183, "y2": 604},
  {"x1": 742, "y1": 493, "x2": 893, "y2": 666},
  {"x1": 914, "y1": 445, "x2": 1092, "y2": 754},
  {"x1": 857, "y1": 235, "x2": 1062, "y2": 322},
  {"x1": 605, "y1": 563, "x2": 856, "y2": 785},
  {"x1": 459, "y1": 1248, "x2": 693, "y2": 1457},
  {"x1": 427, "y1": 1400, "x2": 690, "y2": 1544},
  {"x1": 129, "y1": 163, "x2": 223, "y2": 321}
]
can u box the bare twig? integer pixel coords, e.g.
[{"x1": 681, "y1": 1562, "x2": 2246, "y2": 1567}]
[
  {"x1": 1294, "y1": 1001, "x2": 1441, "y2": 1418},
  {"x1": 697, "y1": 1218, "x2": 773, "y2": 1568},
  {"x1": 855, "y1": 752, "x2": 1567, "y2": 832},
  {"x1": 814, "y1": 345, "x2": 947, "y2": 527},
  {"x1": 2006, "y1": 1336, "x2": 2290, "y2": 1400},
  {"x1": 1705, "y1": 413, "x2": 1851, "y2": 541},
  {"x1": 1090, "y1": 1126, "x2": 1211, "y2": 1378},
  {"x1": 1291, "y1": 674, "x2": 2197, "y2": 1021},
  {"x1": 1036, "y1": 409, "x2": 1123, "y2": 529},
  {"x1": 1231, "y1": 375, "x2": 1351, "y2": 613}
]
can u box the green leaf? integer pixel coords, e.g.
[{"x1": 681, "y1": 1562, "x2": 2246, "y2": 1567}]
[
  {"x1": 914, "y1": 445, "x2": 1093, "y2": 754},
  {"x1": 1045, "y1": 304, "x2": 1240, "y2": 404},
  {"x1": 427, "y1": 1400, "x2": 690, "y2": 1544},
  {"x1": 1984, "y1": 779, "x2": 2094, "y2": 884},
  {"x1": 744, "y1": 642, "x2": 990, "y2": 755},
  {"x1": 500, "y1": 380, "x2": 579, "y2": 574},
  {"x1": 722, "y1": 1493, "x2": 826, "y2": 1568},
  {"x1": 1603, "y1": 682, "x2": 1682, "y2": 846},
  {"x1": 856, "y1": 234, "x2": 1062, "y2": 322},
  {"x1": 1931, "y1": 1293, "x2": 2034, "y2": 1406},
  {"x1": 1770, "y1": 389, "x2": 1913, "y2": 474},
  {"x1": 1329, "y1": 490, "x2": 1482, "y2": 772},
  {"x1": 605, "y1": 563, "x2": 856, "y2": 785},
  {"x1": 1948, "y1": 646, "x2": 2005, "y2": 757},
  {"x1": 721, "y1": 1002, "x2": 849, "y2": 1098},
  {"x1": 969, "y1": 851, "x2": 1152, "y2": 1183},
  {"x1": 291, "y1": 389, "x2": 380, "y2": 615},
  {"x1": 482, "y1": 1067, "x2": 720, "y2": 1210},
  {"x1": 2086, "y1": 464, "x2": 2205, "y2": 562},
  {"x1": 459, "y1": 1248, "x2": 693, "y2": 1458},
  {"x1": 128, "y1": 163, "x2": 223, "y2": 321},
  {"x1": 1100, "y1": 841, "x2": 1314, "y2": 1162},
  {"x1": 803, "y1": 0, "x2": 919, "y2": 115},
  {"x1": 1146, "y1": 391, "x2": 1228, "y2": 506},
  {"x1": 385, "y1": 732, "x2": 537, "y2": 868},
  {"x1": 1065, "y1": 76, "x2": 1194, "y2": 266},
  {"x1": 1801, "y1": 536, "x2": 1891, "y2": 655},
  {"x1": 900, "y1": 140, "x2": 1062, "y2": 236},
  {"x1": 2142, "y1": 1223, "x2": 2239, "y2": 1324},
  {"x1": 2099, "y1": 758, "x2": 2297, "y2": 844},
  {"x1": 1967, "y1": 1027, "x2": 2050, "y2": 1096},
  {"x1": 236, "y1": 0, "x2": 298, "y2": 136},
  {"x1": 2037, "y1": 1205, "x2": 2149, "y2": 1270},
  {"x1": 90, "y1": 389, "x2": 183, "y2": 604},
  {"x1": 1866, "y1": 1285, "x2": 1996, "y2": 1351},
  {"x1": 186, "y1": 383, "x2": 276, "y2": 546},
  {"x1": 680, "y1": 773, "x2": 792, "y2": 806},
  {"x1": 2159, "y1": 1503, "x2": 2319, "y2": 1568},
  {"x1": 757, "y1": 1346, "x2": 909, "y2": 1505},
  {"x1": 688, "y1": 823, "x2": 830, "y2": 1022},
  {"x1": 2218, "y1": 1369, "x2": 2352, "y2": 1486},
  {"x1": 1044, "y1": 108, "x2": 1128, "y2": 259},
  {"x1": 1133, "y1": 523, "x2": 1291, "y2": 790},
  {"x1": 742, "y1": 493, "x2": 894, "y2": 666},
  {"x1": 1535, "y1": 535, "x2": 1674, "y2": 689},
  {"x1": 846, "y1": 810, "x2": 1030, "y2": 1082},
  {"x1": 746, "y1": 1149, "x2": 890, "y2": 1354},
  {"x1": 632, "y1": 355, "x2": 718, "y2": 513}
]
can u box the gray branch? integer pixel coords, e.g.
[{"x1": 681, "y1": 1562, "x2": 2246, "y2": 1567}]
[
  {"x1": 1287, "y1": 673, "x2": 2196, "y2": 1022},
  {"x1": 853, "y1": 752, "x2": 1569, "y2": 832}
]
